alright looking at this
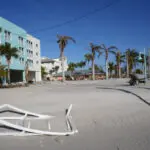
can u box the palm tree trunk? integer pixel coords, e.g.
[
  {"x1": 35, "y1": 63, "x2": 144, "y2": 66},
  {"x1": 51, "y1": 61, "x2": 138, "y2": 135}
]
[
  {"x1": 92, "y1": 59, "x2": 95, "y2": 80},
  {"x1": 26, "y1": 72, "x2": 28, "y2": 83},
  {"x1": 110, "y1": 70, "x2": 112, "y2": 78},
  {"x1": 105, "y1": 59, "x2": 108, "y2": 80},
  {"x1": 129, "y1": 68, "x2": 132, "y2": 75},
  {"x1": 126, "y1": 53, "x2": 129, "y2": 77},
  {"x1": 118, "y1": 64, "x2": 121, "y2": 78},
  {"x1": 7, "y1": 62, "x2": 10, "y2": 84},
  {"x1": 105, "y1": 50, "x2": 109, "y2": 80},
  {"x1": 117, "y1": 62, "x2": 120, "y2": 78},
  {"x1": 61, "y1": 53, "x2": 65, "y2": 82}
]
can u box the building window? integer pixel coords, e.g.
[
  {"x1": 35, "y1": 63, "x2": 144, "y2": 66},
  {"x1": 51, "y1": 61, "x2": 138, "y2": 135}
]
[
  {"x1": 30, "y1": 51, "x2": 32, "y2": 57},
  {"x1": 36, "y1": 61, "x2": 39, "y2": 64},
  {"x1": 27, "y1": 49, "x2": 29, "y2": 57},
  {"x1": 26, "y1": 40, "x2": 29, "y2": 48},
  {"x1": 27, "y1": 59, "x2": 33, "y2": 66},
  {"x1": 31, "y1": 42, "x2": 33, "y2": 49},
  {"x1": 5, "y1": 30, "x2": 11, "y2": 42},
  {"x1": 36, "y1": 44, "x2": 38, "y2": 48},
  {"x1": 18, "y1": 36, "x2": 23, "y2": 47},
  {"x1": 26, "y1": 40, "x2": 33, "y2": 49},
  {"x1": 19, "y1": 47, "x2": 24, "y2": 55},
  {"x1": 19, "y1": 58, "x2": 21, "y2": 63},
  {"x1": 19, "y1": 57, "x2": 24, "y2": 64},
  {"x1": 27, "y1": 49, "x2": 33, "y2": 57},
  {"x1": 36, "y1": 52, "x2": 38, "y2": 56}
]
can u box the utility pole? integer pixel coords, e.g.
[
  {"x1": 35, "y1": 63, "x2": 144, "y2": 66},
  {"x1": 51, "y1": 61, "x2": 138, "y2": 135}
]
[
  {"x1": 144, "y1": 48, "x2": 147, "y2": 82},
  {"x1": 139, "y1": 49, "x2": 147, "y2": 82}
]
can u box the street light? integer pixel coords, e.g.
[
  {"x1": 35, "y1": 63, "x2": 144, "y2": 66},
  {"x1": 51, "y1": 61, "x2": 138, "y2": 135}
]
[
  {"x1": 138, "y1": 48, "x2": 147, "y2": 82},
  {"x1": 138, "y1": 52, "x2": 142, "y2": 60}
]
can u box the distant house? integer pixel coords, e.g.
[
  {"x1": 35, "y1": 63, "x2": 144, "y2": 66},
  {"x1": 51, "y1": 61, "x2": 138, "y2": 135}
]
[
  {"x1": 41, "y1": 57, "x2": 68, "y2": 79},
  {"x1": 53, "y1": 70, "x2": 105, "y2": 81}
]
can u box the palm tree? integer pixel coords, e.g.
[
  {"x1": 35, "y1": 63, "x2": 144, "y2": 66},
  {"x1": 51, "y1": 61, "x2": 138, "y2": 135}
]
[
  {"x1": 108, "y1": 62, "x2": 115, "y2": 78},
  {"x1": 50, "y1": 68, "x2": 55, "y2": 75},
  {"x1": 126, "y1": 49, "x2": 138, "y2": 75},
  {"x1": 0, "y1": 64, "x2": 7, "y2": 84},
  {"x1": 57, "y1": 35, "x2": 75, "y2": 82},
  {"x1": 54, "y1": 66, "x2": 59, "y2": 74},
  {"x1": 41, "y1": 66, "x2": 47, "y2": 79},
  {"x1": 100, "y1": 44, "x2": 118, "y2": 80},
  {"x1": 84, "y1": 53, "x2": 93, "y2": 75},
  {"x1": 94, "y1": 64, "x2": 100, "y2": 72},
  {"x1": 135, "y1": 68, "x2": 143, "y2": 74},
  {"x1": 89, "y1": 64, "x2": 104, "y2": 73},
  {"x1": 0, "y1": 27, "x2": 2, "y2": 60},
  {"x1": 84, "y1": 53, "x2": 93, "y2": 64},
  {"x1": 0, "y1": 43, "x2": 19, "y2": 83},
  {"x1": 99, "y1": 65, "x2": 105, "y2": 73},
  {"x1": 115, "y1": 51, "x2": 125, "y2": 78},
  {"x1": 67, "y1": 62, "x2": 77, "y2": 76},
  {"x1": 89, "y1": 64, "x2": 100, "y2": 72},
  {"x1": 87, "y1": 43, "x2": 101, "y2": 80},
  {"x1": 76, "y1": 61, "x2": 86, "y2": 72}
]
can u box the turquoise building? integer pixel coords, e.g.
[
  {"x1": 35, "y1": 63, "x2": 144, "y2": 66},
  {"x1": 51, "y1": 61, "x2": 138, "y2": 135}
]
[{"x1": 0, "y1": 17, "x2": 27, "y2": 82}]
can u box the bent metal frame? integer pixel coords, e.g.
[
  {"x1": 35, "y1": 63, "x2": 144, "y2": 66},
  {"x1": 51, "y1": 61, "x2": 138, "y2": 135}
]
[{"x1": 0, "y1": 104, "x2": 78, "y2": 136}]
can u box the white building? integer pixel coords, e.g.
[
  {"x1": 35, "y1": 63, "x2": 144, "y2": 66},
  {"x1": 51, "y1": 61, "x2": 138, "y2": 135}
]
[
  {"x1": 41, "y1": 57, "x2": 68, "y2": 78},
  {"x1": 26, "y1": 34, "x2": 41, "y2": 82}
]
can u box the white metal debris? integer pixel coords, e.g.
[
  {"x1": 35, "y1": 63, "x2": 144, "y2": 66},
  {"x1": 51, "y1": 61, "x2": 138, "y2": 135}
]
[{"x1": 0, "y1": 104, "x2": 78, "y2": 136}]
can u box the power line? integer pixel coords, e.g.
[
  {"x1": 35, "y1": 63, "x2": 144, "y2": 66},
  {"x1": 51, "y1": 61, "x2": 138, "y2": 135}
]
[{"x1": 30, "y1": 0, "x2": 120, "y2": 33}]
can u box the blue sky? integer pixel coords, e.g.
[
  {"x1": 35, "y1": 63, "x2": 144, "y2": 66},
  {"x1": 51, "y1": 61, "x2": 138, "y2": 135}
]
[{"x1": 0, "y1": 0, "x2": 150, "y2": 67}]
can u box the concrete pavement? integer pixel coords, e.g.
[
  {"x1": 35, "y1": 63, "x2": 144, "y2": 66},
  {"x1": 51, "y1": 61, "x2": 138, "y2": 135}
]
[{"x1": 0, "y1": 79, "x2": 150, "y2": 150}]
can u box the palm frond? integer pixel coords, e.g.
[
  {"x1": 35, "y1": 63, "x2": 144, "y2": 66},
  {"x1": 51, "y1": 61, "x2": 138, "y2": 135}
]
[
  {"x1": 109, "y1": 50, "x2": 116, "y2": 54},
  {"x1": 88, "y1": 43, "x2": 101, "y2": 59},
  {"x1": 57, "y1": 40, "x2": 60, "y2": 43},
  {"x1": 84, "y1": 53, "x2": 93, "y2": 63},
  {"x1": 125, "y1": 48, "x2": 139, "y2": 73},
  {"x1": 100, "y1": 44, "x2": 106, "y2": 50},
  {"x1": 0, "y1": 43, "x2": 19, "y2": 61},
  {"x1": 64, "y1": 36, "x2": 76, "y2": 43},
  {"x1": 97, "y1": 50, "x2": 103, "y2": 58},
  {"x1": 108, "y1": 46, "x2": 118, "y2": 51},
  {"x1": 57, "y1": 35, "x2": 76, "y2": 59},
  {"x1": 57, "y1": 34, "x2": 62, "y2": 39},
  {"x1": 120, "y1": 54, "x2": 125, "y2": 58}
]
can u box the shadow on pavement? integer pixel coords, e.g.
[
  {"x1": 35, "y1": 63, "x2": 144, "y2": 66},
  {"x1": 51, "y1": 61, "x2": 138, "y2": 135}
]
[{"x1": 96, "y1": 87, "x2": 150, "y2": 107}]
